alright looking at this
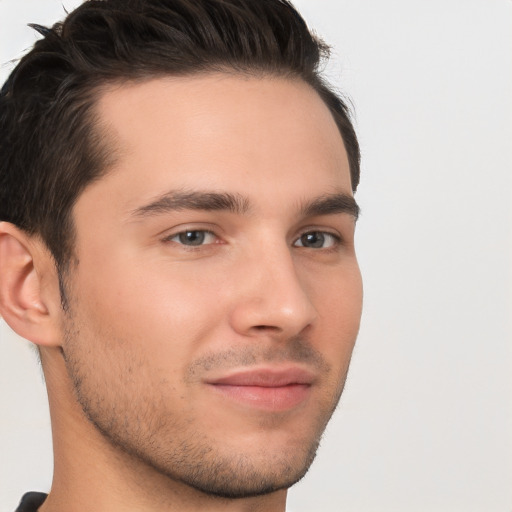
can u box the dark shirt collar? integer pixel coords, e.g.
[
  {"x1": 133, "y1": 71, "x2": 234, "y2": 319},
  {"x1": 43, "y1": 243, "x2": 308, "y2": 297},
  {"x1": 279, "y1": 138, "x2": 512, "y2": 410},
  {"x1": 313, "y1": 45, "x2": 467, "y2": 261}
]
[{"x1": 14, "y1": 492, "x2": 48, "y2": 512}]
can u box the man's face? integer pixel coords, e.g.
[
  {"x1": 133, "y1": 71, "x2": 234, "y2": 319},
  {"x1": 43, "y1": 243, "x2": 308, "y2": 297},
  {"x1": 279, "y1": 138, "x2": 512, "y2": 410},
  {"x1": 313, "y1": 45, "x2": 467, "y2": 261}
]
[{"x1": 62, "y1": 74, "x2": 362, "y2": 498}]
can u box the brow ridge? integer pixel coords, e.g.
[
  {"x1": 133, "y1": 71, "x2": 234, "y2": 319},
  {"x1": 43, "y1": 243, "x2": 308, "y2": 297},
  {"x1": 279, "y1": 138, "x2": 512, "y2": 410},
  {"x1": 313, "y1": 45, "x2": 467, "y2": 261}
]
[
  {"x1": 300, "y1": 193, "x2": 360, "y2": 220},
  {"x1": 131, "y1": 190, "x2": 250, "y2": 218},
  {"x1": 130, "y1": 189, "x2": 359, "y2": 221}
]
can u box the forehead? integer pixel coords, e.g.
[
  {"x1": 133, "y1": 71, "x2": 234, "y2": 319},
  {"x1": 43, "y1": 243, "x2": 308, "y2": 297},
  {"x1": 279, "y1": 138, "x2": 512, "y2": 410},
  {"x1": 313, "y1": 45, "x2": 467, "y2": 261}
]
[{"x1": 83, "y1": 74, "x2": 352, "y2": 216}]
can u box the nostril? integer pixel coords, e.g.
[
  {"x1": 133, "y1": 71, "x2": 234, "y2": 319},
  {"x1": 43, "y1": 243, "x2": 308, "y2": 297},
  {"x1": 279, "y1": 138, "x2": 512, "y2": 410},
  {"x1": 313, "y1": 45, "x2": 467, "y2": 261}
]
[{"x1": 253, "y1": 325, "x2": 280, "y2": 332}]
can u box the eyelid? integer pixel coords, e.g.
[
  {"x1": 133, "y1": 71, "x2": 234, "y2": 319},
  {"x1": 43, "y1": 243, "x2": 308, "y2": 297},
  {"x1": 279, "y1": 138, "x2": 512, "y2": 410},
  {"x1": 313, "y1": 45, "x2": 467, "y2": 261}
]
[
  {"x1": 159, "y1": 224, "x2": 345, "y2": 249},
  {"x1": 295, "y1": 226, "x2": 343, "y2": 240},
  {"x1": 293, "y1": 229, "x2": 343, "y2": 249},
  {"x1": 161, "y1": 227, "x2": 220, "y2": 245}
]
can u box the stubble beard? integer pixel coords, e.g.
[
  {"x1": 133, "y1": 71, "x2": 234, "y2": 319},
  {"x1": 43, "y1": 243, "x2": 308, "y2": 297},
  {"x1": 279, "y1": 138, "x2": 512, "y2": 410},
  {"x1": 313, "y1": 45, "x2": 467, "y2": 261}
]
[{"x1": 60, "y1": 312, "x2": 350, "y2": 500}]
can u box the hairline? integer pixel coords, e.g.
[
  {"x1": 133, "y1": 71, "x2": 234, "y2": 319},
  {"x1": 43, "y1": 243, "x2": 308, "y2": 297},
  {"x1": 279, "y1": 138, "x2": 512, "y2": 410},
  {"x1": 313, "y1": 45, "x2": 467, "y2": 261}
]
[{"x1": 49, "y1": 67, "x2": 356, "y2": 312}]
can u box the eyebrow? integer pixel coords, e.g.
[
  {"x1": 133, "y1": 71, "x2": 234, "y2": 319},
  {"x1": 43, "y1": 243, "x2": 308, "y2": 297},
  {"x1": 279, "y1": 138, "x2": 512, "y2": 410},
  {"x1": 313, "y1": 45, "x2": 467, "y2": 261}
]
[
  {"x1": 300, "y1": 193, "x2": 360, "y2": 220},
  {"x1": 130, "y1": 190, "x2": 250, "y2": 218},
  {"x1": 130, "y1": 190, "x2": 359, "y2": 220}
]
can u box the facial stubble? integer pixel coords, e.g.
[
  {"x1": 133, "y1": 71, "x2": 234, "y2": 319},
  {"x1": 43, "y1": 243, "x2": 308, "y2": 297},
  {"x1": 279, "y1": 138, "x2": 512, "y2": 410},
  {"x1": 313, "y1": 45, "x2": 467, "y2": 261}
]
[{"x1": 60, "y1": 309, "x2": 352, "y2": 500}]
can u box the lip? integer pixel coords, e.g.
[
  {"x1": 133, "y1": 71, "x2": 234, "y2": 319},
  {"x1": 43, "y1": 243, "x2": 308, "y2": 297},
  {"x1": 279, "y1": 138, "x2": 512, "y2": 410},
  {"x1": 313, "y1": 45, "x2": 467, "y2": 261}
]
[
  {"x1": 205, "y1": 366, "x2": 315, "y2": 411},
  {"x1": 207, "y1": 366, "x2": 316, "y2": 387}
]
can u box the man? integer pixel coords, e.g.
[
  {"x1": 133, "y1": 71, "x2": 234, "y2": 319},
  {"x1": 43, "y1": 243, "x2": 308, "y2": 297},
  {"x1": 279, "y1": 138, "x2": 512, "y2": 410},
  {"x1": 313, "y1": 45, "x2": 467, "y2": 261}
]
[{"x1": 0, "y1": 1, "x2": 362, "y2": 511}]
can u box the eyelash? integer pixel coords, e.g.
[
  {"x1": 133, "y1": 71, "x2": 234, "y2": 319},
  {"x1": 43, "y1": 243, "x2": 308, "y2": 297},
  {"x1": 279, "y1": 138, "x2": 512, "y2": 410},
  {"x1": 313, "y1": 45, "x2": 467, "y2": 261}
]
[
  {"x1": 162, "y1": 229, "x2": 342, "y2": 250},
  {"x1": 293, "y1": 231, "x2": 341, "y2": 250},
  {"x1": 162, "y1": 230, "x2": 218, "y2": 248}
]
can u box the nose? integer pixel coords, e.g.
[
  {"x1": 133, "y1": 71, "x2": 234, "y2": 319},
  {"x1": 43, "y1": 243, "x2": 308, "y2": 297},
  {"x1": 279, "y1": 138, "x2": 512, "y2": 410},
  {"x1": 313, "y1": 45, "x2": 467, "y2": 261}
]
[{"x1": 229, "y1": 243, "x2": 318, "y2": 340}]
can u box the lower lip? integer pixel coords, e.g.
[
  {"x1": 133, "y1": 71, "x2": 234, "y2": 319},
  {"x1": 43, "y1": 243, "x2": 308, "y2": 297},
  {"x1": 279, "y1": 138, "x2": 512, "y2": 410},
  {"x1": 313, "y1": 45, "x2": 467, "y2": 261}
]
[{"x1": 208, "y1": 383, "x2": 311, "y2": 411}]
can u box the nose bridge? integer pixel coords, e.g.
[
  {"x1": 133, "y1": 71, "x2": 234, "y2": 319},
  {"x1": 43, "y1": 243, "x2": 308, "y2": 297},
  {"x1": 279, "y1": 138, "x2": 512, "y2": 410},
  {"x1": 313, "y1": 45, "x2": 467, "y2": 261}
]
[{"x1": 230, "y1": 235, "x2": 317, "y2": 337}]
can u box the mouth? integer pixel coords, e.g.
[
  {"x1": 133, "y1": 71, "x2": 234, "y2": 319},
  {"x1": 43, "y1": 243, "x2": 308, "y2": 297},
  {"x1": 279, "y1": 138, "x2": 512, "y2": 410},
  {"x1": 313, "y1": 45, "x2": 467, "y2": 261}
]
[{"x1": 205, "y1": 366, "x2": 315, "y2": 411}]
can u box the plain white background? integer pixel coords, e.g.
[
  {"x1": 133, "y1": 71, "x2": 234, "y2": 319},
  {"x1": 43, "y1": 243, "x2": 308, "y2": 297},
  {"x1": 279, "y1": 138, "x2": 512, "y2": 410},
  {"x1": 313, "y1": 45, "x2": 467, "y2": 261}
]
[{"x1": 1, "y1": 1, "x2": 511, "y2": 511}]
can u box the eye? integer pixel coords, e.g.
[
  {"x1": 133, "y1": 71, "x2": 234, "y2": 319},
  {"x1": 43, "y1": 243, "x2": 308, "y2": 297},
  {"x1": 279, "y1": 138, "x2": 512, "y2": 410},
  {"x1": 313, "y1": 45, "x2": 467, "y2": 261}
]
[
  {"x1": 294, "y1": 231, "x2": 339, "y2": 249},
  {"x1": 165, "y1": 230, "x2": 217, "y2": 246}
]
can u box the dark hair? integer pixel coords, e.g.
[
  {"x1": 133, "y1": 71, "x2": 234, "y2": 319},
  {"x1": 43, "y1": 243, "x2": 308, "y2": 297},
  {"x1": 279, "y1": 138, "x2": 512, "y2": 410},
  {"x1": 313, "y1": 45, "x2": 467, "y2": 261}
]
[{"x1": 0, "y1": 0, "x2": 360, "y2": 277}]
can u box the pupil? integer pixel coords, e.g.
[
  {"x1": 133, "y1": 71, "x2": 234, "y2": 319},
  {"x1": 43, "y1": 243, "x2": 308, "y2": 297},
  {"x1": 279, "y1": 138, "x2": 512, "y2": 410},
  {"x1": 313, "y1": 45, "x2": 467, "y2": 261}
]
[
  {"x1": 179, "y1": 231, "x2": 205, "y2": 246},
  {"x1": 302, "y1": 232, "x2": 324, "y2": 248}
]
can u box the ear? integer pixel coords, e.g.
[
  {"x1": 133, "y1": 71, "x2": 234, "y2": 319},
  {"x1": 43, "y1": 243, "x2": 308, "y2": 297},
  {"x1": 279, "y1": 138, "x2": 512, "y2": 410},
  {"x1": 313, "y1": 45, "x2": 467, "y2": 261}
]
[{"x1": 0, "y1": 222, "x2": 63, "y2": 347}]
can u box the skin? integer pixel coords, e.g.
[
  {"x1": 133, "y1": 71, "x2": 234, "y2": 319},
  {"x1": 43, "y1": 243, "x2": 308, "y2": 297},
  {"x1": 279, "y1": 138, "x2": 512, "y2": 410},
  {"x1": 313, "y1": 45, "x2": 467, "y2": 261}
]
[{"x1": 0, "y1": 74, "x2": 362, "y2": 512}]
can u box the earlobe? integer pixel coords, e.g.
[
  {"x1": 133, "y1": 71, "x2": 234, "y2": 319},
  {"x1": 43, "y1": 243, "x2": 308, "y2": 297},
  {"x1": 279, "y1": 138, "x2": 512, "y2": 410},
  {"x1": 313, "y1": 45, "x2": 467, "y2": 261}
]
[{"x1": 0, "y1": 222, "x2": 62, "y2": 347}]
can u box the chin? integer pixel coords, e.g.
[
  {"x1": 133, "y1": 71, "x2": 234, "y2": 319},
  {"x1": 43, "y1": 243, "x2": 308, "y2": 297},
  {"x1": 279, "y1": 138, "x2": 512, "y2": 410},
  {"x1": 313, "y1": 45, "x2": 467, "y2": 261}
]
[
  {"x1": 165, "y1": 443, "x2": 320, "y2": 499},
  {"x1": 112, "y1": 421, "x2": 323, "y2": 500}
]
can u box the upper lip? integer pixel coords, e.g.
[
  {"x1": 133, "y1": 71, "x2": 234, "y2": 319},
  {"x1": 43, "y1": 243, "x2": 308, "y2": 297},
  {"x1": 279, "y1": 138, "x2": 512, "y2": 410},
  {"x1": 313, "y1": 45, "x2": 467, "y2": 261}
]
[{"x1": 205, "y1": 366, "x2": 316, "y2": 387}]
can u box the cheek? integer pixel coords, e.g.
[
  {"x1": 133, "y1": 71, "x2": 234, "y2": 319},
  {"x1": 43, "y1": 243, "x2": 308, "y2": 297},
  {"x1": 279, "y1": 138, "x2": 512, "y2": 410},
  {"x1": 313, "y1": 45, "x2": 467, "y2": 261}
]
[
  {"x1": 330, "y1": 271, "x2": 363, "y2": 334},
  {"x1": 72, "y1": 255, "x2": 229, "y2": 363},
  {"x1": 308, "y1": 263, "x2": 363, "y2": 359}
]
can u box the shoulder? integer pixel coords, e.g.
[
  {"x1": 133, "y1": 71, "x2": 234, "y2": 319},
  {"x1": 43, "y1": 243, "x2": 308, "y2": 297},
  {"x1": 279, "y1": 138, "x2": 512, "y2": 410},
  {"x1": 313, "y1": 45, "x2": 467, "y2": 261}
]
[{"x1": 13, "y1": 493, "x2": 47, "y2": 512}]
